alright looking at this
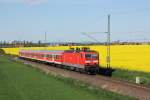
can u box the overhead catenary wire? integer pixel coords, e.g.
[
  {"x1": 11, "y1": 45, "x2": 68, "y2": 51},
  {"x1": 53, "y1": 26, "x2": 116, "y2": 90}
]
[
  {"x1": 81, "y1": 14, "x2": 111, "y2": 69},
  {"x1": 81, "y1": 32, "x2": 101, "y2": 43}
]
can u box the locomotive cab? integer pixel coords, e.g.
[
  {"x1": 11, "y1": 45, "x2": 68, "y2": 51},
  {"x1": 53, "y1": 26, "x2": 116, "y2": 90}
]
[
  {"x1": 84, "y1": 53, "x2": 99, "y2": 66},
  {"x1": 83, "y1": 51, "x2": 99, "y2": 73}
]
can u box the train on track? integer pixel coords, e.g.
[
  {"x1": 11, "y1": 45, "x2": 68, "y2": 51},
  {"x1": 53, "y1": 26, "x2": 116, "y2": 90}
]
[{"x1": 19, "y1": 48, "x2": 99, "y2": 74}]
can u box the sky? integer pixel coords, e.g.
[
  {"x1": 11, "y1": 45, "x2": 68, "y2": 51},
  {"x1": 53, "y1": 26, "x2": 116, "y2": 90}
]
[{"x1": 0, "y1": 0, "x2": 150, "y2": 43}]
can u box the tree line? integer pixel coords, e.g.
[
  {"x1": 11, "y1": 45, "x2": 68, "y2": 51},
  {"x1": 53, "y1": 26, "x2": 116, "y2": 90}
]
[
  {"x1": 0, "y1": 40, "x2": 150, "y2": 48},
  {"x1": 0, "y1": 40, "x2": 46, "y2": 48}
]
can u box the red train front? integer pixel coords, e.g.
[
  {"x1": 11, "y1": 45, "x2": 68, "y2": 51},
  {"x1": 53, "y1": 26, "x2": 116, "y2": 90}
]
[
  {"x1": 62, "y1": 49, "x2": 99, "y2": 73},
  {"x1": 19, "y1": 48, "x2": 99, "y2": 74}
]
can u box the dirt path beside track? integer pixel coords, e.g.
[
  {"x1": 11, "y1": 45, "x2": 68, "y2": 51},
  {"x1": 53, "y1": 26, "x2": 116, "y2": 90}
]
[{"x1": 18, "y1": 59, "x2": 150, "y2": 100}]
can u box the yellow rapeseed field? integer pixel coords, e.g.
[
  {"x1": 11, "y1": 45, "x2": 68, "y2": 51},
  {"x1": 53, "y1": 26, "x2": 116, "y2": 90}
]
[{"x1": 2, "y1": 45, "x2": 150, "y2": 72}]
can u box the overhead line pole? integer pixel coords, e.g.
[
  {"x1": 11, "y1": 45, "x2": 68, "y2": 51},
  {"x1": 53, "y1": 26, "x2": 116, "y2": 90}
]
[
  {"x1": 81, "y1": 14, "x2": 111, "y2": 69},
  {"x1": 45, "y1": 31, "x2": 47, "y2": 45},
  {"x1": 44, "y1": 31, "x2": 48, "y2": 50},
  {"x1": 107, "y1": 14, "x2": 111, "y2": 69}
]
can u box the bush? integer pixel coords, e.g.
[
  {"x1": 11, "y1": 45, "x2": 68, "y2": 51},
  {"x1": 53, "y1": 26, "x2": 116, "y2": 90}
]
[{"x1": 0, "y1": 49, "x2": 5, "y2": 55}]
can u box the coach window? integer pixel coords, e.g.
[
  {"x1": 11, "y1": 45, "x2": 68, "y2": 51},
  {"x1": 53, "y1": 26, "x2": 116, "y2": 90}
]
[
  {"x1": 56, "y1": 55, "x2": 58, "y2": 59},
  {"x1": 54, "y1": 55, "x2": 56, "y2": 59},
  {"x1": 45, "y1": 54, "x2": 48, "y2": 58},
  {"x1": 49, "y1": 55, "x2": 51, "y2": 58},
  {"x1": 56, "y1": 55, "x2": 57, "y2": 59},
  {"x1": 45, "y1": 54, "x2": 47, "y2": 58},
  {"x1": 58, "y1": 55, "x2": 60, "y2": 59}
]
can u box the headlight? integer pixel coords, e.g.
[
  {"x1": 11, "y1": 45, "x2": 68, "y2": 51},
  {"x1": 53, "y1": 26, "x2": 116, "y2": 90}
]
[{"x1": 85, "y1": 60, "x2": 91, "y2": 63}]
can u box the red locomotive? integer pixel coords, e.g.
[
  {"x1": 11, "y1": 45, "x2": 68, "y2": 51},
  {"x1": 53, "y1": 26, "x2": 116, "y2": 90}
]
[{"x1": 19, "y1": 48, "x2": 99, "y2": 74}]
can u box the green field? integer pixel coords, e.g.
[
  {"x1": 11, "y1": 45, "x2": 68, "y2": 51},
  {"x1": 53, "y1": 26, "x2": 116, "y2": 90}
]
[
  {"x1": 0, "y1": 55, "x2": 136, "y2": 100},
  {"x1": 112, "y1": 69, "x2": 150, "y2": 86}
]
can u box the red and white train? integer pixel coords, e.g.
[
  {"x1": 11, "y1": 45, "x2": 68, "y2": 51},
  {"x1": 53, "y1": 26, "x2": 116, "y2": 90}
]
[{"x1": 19, "y1": 48, "x2": 99, "y2": 74}]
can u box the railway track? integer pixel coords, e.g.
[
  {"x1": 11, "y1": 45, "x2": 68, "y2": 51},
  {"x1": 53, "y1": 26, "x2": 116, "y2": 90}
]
[{"x1": 17, "y1": 58, "x2": 150, "y2": 100}]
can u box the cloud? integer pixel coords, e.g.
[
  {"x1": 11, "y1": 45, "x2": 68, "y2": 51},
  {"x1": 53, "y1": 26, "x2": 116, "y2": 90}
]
[{"x1": 24, "y1": 0, "x2": 48, "y2": 6}]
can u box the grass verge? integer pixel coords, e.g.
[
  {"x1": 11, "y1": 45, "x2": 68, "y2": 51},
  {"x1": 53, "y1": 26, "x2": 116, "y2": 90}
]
[
  {"x1": 0, "y1": 55, "x2": 137, "y2": 100},
  {"x1": 111, "y1": 69, "x2": 150, "y2": 86}
]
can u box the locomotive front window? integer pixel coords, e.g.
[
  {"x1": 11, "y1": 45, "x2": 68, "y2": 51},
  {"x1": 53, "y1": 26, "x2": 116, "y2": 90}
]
[
  {"x1": 85, "y1": 54, "x2": 91, "y2": 58},
  {"x1": 85, "y1": 54, "x2": 98, "y2": 59},
  {"x1": 92, "y1": 54, "x2": 98, "y2": 58}
]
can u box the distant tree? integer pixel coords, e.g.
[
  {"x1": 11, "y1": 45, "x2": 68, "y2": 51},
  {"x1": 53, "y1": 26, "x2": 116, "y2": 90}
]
[{"x1": 0, "y1": 49, "x2": 5, "y2": 54}]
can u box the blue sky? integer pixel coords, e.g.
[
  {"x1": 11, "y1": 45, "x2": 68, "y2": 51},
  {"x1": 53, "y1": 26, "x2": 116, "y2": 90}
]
[{"x1": 0, "y1": 0, "x2": 150, "y2": 42}]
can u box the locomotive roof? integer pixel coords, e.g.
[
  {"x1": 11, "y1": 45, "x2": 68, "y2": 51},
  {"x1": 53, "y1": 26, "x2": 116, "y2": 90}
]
[{"x1": 64, "y1": 50, "x2": 97, "y2": 53}]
